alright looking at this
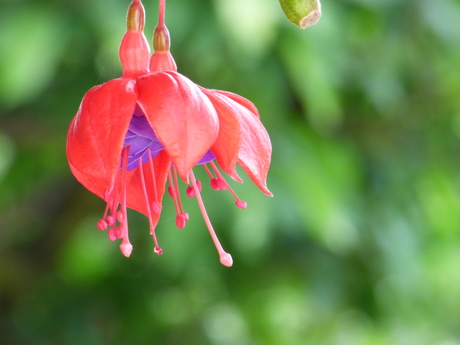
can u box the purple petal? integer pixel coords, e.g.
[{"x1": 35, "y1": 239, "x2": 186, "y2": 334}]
[
  {"x1": 127, "y1": 114, "x2": 157, "y2": 139},
  {"x1": 197, "y1": 150, "x2": 216, "y2": 164},
  {"x1": 122, "y1": 107, "x2": 216, "y2": 171},
  {"x1": 123, "y1": 113, "x2": 164, "y2": 171}
]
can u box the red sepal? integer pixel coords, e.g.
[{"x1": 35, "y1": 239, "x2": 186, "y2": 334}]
[
  {"x1": 137, "y1": 71, "x2": 219, "y2": 181},
  {"x1": 199, "y1": 88, "x2": 242, "y2": 182},
  {"x1": 66, "y1": 78, "x2": 137, "y2": 199},
  {"x1": 215, "y1": 90, "x2": 260, "y2": 119},
  {"x1": 209, "y1": 90, "x2": 272, "y2": 196}
]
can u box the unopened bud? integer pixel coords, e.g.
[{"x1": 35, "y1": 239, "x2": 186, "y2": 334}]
[
  {"x1": 153, "y1": 25, "x2": 170, "y2": 52},
  {"x1": 279, "y1": 0, "x2": 321, "y2": 29},
  {"x1": 120, "y1": 0, "x2": 150, "y2": 76},
  {"x1": 127, "y1": 0, "x2": 145, "y2": 33}
]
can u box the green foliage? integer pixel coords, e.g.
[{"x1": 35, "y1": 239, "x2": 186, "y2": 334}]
[{"x1": 1, "y1": 0, "x2": 460, "y2": 344}]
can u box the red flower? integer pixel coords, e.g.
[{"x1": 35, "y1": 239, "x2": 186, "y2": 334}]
[{"x1": 66, "y1": 0, "x2": 272, "y2": 266}]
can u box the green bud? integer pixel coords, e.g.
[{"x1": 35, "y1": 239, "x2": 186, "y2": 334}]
[{"x1": 279, "y1": 0, "x2": 321, "y2": 29}]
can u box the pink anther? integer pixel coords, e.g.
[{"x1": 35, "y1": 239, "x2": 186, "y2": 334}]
[
  {"x1": 97, "y1": 219, "x2": 108, "y2": 230},
  {"x1": 216, "y1": 179, "x2": 228, "y2": 191},
  {"x1": 210, "y1": 178, "x2": 220, "y2": 190},
  {"x1": 175, "y1": 214, "x2": 186, "y2": 229},
  {"x1": 183, "y1": 212, "x2": 189, "y2": 221},
  {"x1": 108, "y1": 228, "x2": 117, "y2": 241},
  {"x1": 106, "y1": 215, "x2": 115, "y2": 227},
  {"x1": 186, "y1": 185, "x2": 195, "y2": 198},
  {"x1": 235, "y1": 200, "x2": 247, "y2": 209},
  {"x1": 115, "y1": 226, "x2": 123, "y2": 239},
  {"x1": 168, "y1": 185, "x2": 176, "y2": 198},
  {"x1": 116, "y1": 210, "x2": 124, "y2": 223}
]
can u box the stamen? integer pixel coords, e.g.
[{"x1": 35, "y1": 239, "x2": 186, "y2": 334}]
[
  {"x1": 115, "y1": 226, "x2": 123, "y2": 239},
  {"x1": 186, "y1": 180, "x2": 201, "y2": 198},
  {"x1": 98, "y1": 202, "x2": 111, "y2": 229},
  {"x1": 176, "y1": 214, "x2": 186, "y2": 229},
  {"x1": 167, "y1": 167, "x2": 189, "y2": 229},
  {"x1": 167, "y1": 185, "x2": 176, "y2": 198},
  {"x1": 97, "y1": 219, "x2": 107, "y2": 231},
  {"x1": 108, "y1": 228, "x2": 117, "y2": 241},
  {"x1": 119, "y1": 146, "x2": 133, "y2": 257},
  {"x1": 186, "y1": 186, "x2": 194, "y2": 198},
  {"x1": 216, "y1": 179, "x2": 227, "y2": 191},
  {"x1": 106, "y1": 215, "x2": 115, "y2": 227},
  {"x1": 117, "y1": 210, "x2": 124, "y2": 223},
  {"x1": 120, "y1": 238, "x2": 133, "y2": 257},
  {"x1": 167, "y1": 169, "x2": 179, "y2": 212},
  {"x1": 173, "y1": 166, "x2": 186, "y2": 217},
  {"x1": 210, "y1": 178, "x2": 221, "y2": 191},
  {"x1": 203, "y1": 164, "x2": 214, "y2": 179},
  {"x1": 203, "y1": 164, "x2": 221, "y2": 190},
  {"x1": 210, "y1": 161, "x2": 247, "y2": 209},
  {"x1": 190, "y1": 171, "x2": 233, "y2": 267},
  {"x1": 235, "y1": 200, "x2": 248, "y2": 209},
  {"x1": 147, "y1": 148, "x2": 162, "y2": 214},
  {"x1": 109, "y1": 163, "x2": 123, "y2": 225},
  {"x1": 98, "y1": 163, "x2": 122, "y2": 233},
  {"x1": 138, "y1": 157, "x2": 162, "y2": 255}
]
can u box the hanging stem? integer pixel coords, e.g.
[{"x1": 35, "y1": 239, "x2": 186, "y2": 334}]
[{"x1": 158, "y1": 0, "x2": 165, "y2": 26}]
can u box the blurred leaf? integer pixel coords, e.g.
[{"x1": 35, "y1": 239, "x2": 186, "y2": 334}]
[
  {"x1": 58, "y1": 217, "x2": 115, "y2": 285},
  {"x1": 214, "y1": 0, "x2": 279, "y2": 58},
  {"x1": 0, "y1": 5, "x2": 68, "y2": 108},
  {"x1": 279, "y1": 10, "x2": 344, "y2": 132},
  {"x1": 276, "y1": 123, "x2": 362, "y2": 253}
]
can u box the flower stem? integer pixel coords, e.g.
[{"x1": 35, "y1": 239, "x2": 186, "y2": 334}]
[{"x1": 158, "y1": 0, "x2": 165, "y2": 26}]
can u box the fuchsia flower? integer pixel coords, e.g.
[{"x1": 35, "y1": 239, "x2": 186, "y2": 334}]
[{"x1": 66, "y1": 0, "x2": 272, "y2": 266}]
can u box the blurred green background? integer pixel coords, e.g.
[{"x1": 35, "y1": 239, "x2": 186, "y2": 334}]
[{"x1": 1, "y1": 0, "x2": 460, "y2": 344}]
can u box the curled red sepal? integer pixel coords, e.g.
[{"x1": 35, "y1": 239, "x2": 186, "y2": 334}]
[
  {"x1": 200, "y1": 89, "x2": 272, "y2": 196},
  {"x1": 67, "y1": 78, "x2": 138, "y2": 199}
]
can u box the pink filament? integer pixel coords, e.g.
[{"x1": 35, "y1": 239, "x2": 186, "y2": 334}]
[
  {"x1": 147, "y1": 151, "x2": 162, "y2": 215},
  {"x1": 190, "y1": 171, "x2": 233, "y2": 267},
  {"x1": 138, "y1": 157, "x2": 162, "y2": 254},
  {"x1": 167, "y1": 167, "x2": 188, "y2": 229},
  {"x1": 158, "y1": 0, "x2": 166, "y2": 27},
  {"x1": 186, "y1": 180, "x2": 201, "y2": 198},
  {"x1": 209, "y1": 161, "x2": 247, "y2": 209},
  {"x1": 119, "y1": 146, "x2": 133, "y2": 257}
]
